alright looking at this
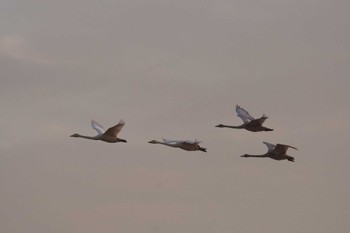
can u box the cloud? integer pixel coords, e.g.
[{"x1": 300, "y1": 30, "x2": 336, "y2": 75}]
[
  {"x1": 0, "y1": 36, "x2": 51, "y2": 64},
  {"x1": 0, "y1": 36, "x2": 23, "y2": 55}
]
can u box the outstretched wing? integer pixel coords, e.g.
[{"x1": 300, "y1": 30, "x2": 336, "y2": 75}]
[
  {"x1": 273, "y1": 144, "x2": 298, "y2": 154},
  {"x1": 263, "y1": 141, "x2": 276, "y2": 152},
  {"x1": 162, "y1": 138, "x2": 183, "y2": 145},
  {"x1": 104, "y1": 120, "x2": 125, "y2": 137},
  {"x1": 236, "y1": 105, "x2": 255, "y2": 123},
  {"x1": 258, "y1": 114, "x2": 268, "y2": 124},
  {"x1": 91, "y1": 120, "x2": 105, "y2": 135},
  {"x1": 163, "y1": 138, "x2": 201, "y2": 145},
  {"x1": 184, "y1": 139, "x2": 202, "y2": 144}
]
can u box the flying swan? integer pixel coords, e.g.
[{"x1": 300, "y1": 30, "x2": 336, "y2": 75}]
[
  {"x1": 216, "y1": 105, "x2": 273, "y2": 132},
  {"x1": 70, "y1": 120, "x2": 127, "y2": 143},
  {"x1": 241, "y1": 142, "x2": 298, "y2": 162},
  {"x1": 148, "y1": 138, "x2": 207, "y2": 152}
]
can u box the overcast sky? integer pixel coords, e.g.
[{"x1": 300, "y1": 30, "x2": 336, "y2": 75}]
[{"x1": 1, "y1": 1, "x2": 350, "y2": 233}]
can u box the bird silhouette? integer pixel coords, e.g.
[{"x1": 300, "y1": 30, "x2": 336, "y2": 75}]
[
  {"x1": 148, "y1": 138, "x2": 206, "y2": 152},
  {"x1": 241, "y1": 142, "x2": 298, "y2": 162},
  {"x1": 70, "y1": 120, "x2": 127, "y2": 143},
  {"x1": 216, "y1": 105, "x2": 273, "y2": 132}
]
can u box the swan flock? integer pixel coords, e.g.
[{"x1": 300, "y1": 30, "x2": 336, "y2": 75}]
[{"x1": 71, "y1": 105, "x2": 297, "y2": 161}]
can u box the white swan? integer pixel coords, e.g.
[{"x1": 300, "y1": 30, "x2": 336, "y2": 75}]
[
  {"x1": 70, "y1": 120, "x2": 127, "y2": 143},
  {"x1": 216, "y1": 105, "x2": 273, "y2": 132},
  {"x1": 148, "y1": 138, "x2": 207, "y2": 152},
  {"x1": 241, "y1": 142, "x2": 298, "y2": 162}
]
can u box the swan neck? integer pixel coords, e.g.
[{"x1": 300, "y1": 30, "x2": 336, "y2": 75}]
[
  {"x1": 221, "y1": 125, "x2": 242, "y2": 129},
  {"x1": 245, "y1": 154, "x2": 268, "y2": 158},
  {"x1": 76, "y1": 134, "x2": 98, "y2": 140}
]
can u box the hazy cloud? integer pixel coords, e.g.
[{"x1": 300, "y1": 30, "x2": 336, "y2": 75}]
[{"x1": 1, "y1": 1, "x2": 350, "y2": 233}]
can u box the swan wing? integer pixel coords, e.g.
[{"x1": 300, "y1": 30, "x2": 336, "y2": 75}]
[
  {"x1": 162, "y1": 138, "x2": 182, "y2": 145},
  {"x1": 184, "y1": 139, "x2": 201, "y2": 144},
  {"x1": 162, "y1": 138, "x2": 201, "y2": 145},
  {"x1": 274, "y1": 144, "x2": 298, "y2": 154},
  {"x1": 91, "y1": 120, "x2": 105, "y2": 135},
  {"x1": 259, "y1": 114, "x2": 268, "y2": 124},
  {"x1": 263, "y1": 142, "x2": 276, "y2": 152},
  {"x1": 236, "y1": 105, "x2": 255, "y2": 123},
  {"x1": 104, "y1": 120, "x2": 125, "y2": 137}
]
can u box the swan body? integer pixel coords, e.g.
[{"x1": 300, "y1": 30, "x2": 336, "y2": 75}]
[
  {"x1": 70, "y1": 120, "x2": 127, "y2": 143},
  {"x1": 241, "y1": 142, "x2": 297, "y2": 162},
  {"x1": 148, "y1": 138, "x2": 207, "y2": 152},
  {"x1": 216, "y1": 105, "x2": 273, "y2": 132}
]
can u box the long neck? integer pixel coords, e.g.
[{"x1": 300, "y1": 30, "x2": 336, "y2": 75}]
[
  {"x1": 74, "y1": 134, "x2": 98, "y2": 140},
  {"x1": 218, "y1": 124, "x2": 243, "y2": 129},
  {"x1": 244, "y1": 153, "x2": 268, "y2": 158},
  {"x1": 155, "y1": 141, "x2": 178, "y2": 148}
]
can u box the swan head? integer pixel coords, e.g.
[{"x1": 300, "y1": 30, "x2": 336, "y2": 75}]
[
  {"x1": 148, "y1": 140, "x2": 158, "y2": 144},
  {"x1": 241, "y1": 154, "x2": 249, "y2": 157},
  {"x1": 215, "y1": 124, "x2": 224, "y2": 128},
  {"x1": 118, "y1": 138, "x2": 127, "y2": 143},
  {"x1": 70, "y1": 133, "x2": 80, "y2": 137},
  {"x1": 198, "y1": 147, "x2": 207, "y2": 152}
]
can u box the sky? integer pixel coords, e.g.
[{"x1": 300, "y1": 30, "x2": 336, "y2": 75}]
[{"x1": 1, "y1": 0, "x2": 350, "y2": 232}]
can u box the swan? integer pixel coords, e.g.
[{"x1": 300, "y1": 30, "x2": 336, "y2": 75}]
[
  {"x1": 241, "y1": 142, "x2": 297, "y2": 162},
  {"x1": 70, "y1": 120, "x2": 127, "y2": 143},
  {"x1": 216, "y1": 105, "x2": 273, "y2": 132},
  {"x1": 148, "y1": 138, "x2": 207, "y2": 152}
]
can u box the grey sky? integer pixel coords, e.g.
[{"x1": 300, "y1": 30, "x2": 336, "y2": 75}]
[{"x1": 1, "y1": 1, "x2": 350, "y2": 233}]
